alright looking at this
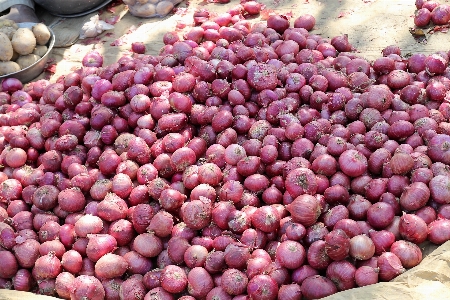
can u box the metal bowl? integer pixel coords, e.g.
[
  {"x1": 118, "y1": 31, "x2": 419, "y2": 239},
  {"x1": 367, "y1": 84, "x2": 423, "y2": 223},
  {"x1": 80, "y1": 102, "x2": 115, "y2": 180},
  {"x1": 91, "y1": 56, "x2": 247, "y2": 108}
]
[
  {"x1": 35, "y1": 0, "x2": 112, "y2": 17},
  {"x1": 0, "y1": 23, "x2": 55, "y2": 83}
]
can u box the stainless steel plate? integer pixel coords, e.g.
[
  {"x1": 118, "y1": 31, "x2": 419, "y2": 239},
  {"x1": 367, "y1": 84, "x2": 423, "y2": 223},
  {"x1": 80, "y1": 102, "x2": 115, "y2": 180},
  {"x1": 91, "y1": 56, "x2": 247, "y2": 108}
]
[{"x1": 35, "y1": 0, "x2": 113, "y2": 18}]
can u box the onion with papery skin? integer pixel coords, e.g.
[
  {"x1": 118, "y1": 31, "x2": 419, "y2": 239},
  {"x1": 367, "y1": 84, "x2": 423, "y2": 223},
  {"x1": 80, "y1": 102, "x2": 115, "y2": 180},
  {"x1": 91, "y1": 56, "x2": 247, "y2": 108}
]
[
  {"x1": 377, "y1": 252, "x2": 405, "y2": 281},
  {"x1": 429, "y1": 175, "x2": 450, "y2": 204},
  {"x1": 307, "y1": 240, "x2": 332, "y2": 270},
  {"x1": 33, "y1": 252, "x2": 62, "y2": 280},
  {"x1": 221, "y1": 268, "x2": 248, "y2": 296},
  {"x1": 399, "y1": 213, "x2": 428, "y2": 244},
  {"x1": 349, "y1": 234, "x2": 375, "y2": 260},
  {"x1": 301, "y1": 275, "x2": 337, "y2": 300},
  {"x1": 71, "y1": 275, "x2": 105, "y2": 300},
  {"x1": 161, "y1": 265, "x2": 188, "y2": 294},
  {"x1": 428, "y1": 219, "x2": 450, "y2": 244},
  {"x1": 325, "y1": 260, "x2": 356, "y2": 291},
  {"x1": 187, "y1": 267, "x2": 214, "y2": 298},
  {"x1": 390, "y1": 240, "x2": 422, "y2": 268},
  {"x1": 275, "y1": 240, "x2": 306, "y2": 269},
  {"x1": 355, "y1": 266, "x2": 379, "y2": 287},
  {"x1": 338, "y1": 149, "x2": 368, "y2": 178},
  {"x1": 286, "y1": 194, "x2": 321, "y2": 227},
  {"x1": 399, "y1": 182, "x2": 430, "y2": 211},
  {"x1": 94, "y1": 253, "x2": 128, "y2": 279},
  {"x1": 247, "y1": 274, "x2": 278, "y2": 300},
  {"x1": 55, "y1": 272, "x2": 75, "y2": 299},
  {"x1": 0, "y1": 251, "x2": 18, "y2": 279},
  {"x1": 366, "y1": 202, "x2": 395, "y2": 229},
  {"x1": 325, "y1": 229, "x2": 350, "y2": 261},
  {"x1": 369, "y1": 230, "x2": 395, "y2": 255}
]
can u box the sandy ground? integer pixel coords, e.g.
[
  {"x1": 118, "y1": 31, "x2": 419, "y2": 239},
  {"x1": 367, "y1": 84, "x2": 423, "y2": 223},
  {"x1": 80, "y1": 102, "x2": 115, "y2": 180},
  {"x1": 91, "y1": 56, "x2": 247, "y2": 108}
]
[{"x1": 32, "y1": 0, "x2": 450, "y2": 82}]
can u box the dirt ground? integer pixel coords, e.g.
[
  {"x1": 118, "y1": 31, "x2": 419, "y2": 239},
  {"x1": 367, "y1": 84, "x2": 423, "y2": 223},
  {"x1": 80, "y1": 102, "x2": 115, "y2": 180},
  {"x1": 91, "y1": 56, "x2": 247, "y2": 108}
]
[{"x1": 33, "y1": 0, "x2": 450, "y2": 82}]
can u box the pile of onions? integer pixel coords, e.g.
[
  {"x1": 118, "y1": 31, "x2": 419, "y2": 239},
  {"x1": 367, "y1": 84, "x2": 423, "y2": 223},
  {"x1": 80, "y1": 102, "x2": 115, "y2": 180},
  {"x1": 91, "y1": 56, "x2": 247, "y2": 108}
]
[
  {"x1": 414, "y1": 1, "x2": 450, "y2": 28},
  {"x1": 1, "y1": 1, "x2": 450, "y2": 299}
]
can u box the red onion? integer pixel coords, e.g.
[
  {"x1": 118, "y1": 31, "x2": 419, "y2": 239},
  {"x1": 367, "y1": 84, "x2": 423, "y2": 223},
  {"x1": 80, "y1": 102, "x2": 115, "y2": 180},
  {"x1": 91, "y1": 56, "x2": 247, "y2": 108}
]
[
  {"x1": 220, "y1": 268, "x2": 248, "y2": 295},
  {"x1": 0, "y1": 251, "x2": 18, "y2": 278},
  {"x1": 71, "y1": 275, "x2": 105, "y2": 300},
  {"x1": 355, "y1": 266, "x2": 379, "y2": 287},
  {"x1": 161, "y1": 265, "x2": 187, "y2": 294},
  {"x1": 324, "y1": 229, "x2": 350, "y2": 261},
  {"x1": 366, "y1": 202, "x2": 395, "y2": 229},
  {"x1": 286, "y1": 194, "x2": 321, "y2": 227},
  {"x1": 3, "y1": 8, "x2": 450, "y2": 300},
  {"x1": 55, "y1": 272, "x2": 75, "y2": 299},
  {"x1": 326, "y1": 260, "x2": 356, "y2": 291},
  {"x1": 33, "y1": 252, "x2": 62, "y2": 280},
  {"x1": 95, "y1": 253, "x2": 128, "y2": 279},
  {"x1": 399, "y1": 182, "x2": 430, "y2": 211},
  {"x1": 399, "y1": 213, "x2": 428, "y2": 244},
  {"x1": 277, "y1": 283, "x2": 302, "y2": 300},
  {"x1": 390, "y1": 240, "x2": 423, "y2": 268},
  {"x1": 187, "y1": 267, "x2": 214, "y2": 298},
  {"x1": 428, "y1": 219, "x2": 450, "y2": 244},
  {"x1": 307, "y1": 240, "x2": 331, "y2": 270},
  {"x1": 377, "y1": 252, "x2": 405, "y2": 281},
  {"x1": 247, "y1": 274, "x2": 278, "y2": 300},
  {"x1": 349, "y1": 234, "x2": 375, "y2": 260},
  {"x1": 369, "y1": 230, "x2": 395, "y2": 255},
  {"x1": 13, "y1": 268, "x2": 33, "y2": 291},
  {"x1": 275, "y1": 240, "x2": 306, "y2": 269},
  {"x1": 301, "y1": 275, "x2": 337, "y2": 300}
]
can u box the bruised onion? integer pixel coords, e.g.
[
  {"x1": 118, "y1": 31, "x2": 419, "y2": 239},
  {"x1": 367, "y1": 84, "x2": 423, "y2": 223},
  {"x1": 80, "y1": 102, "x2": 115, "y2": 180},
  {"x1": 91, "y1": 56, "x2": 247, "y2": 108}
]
[{"x1": 325, "y1": 229, "x2": 350, "y2": 261}]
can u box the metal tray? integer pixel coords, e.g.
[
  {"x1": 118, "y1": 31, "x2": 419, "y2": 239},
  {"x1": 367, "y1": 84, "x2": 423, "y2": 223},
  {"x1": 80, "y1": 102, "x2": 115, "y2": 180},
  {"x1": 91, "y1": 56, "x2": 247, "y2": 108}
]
[
  {"x1": 41, "y1": 0, "x2": 113, "y2": 18},
  {"x1": 0, "y1": 23, "x2": 55, "y2": 83}
]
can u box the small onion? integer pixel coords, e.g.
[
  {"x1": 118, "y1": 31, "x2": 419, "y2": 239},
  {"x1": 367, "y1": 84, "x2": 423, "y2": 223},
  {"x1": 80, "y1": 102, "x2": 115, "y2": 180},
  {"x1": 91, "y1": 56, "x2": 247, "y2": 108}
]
[
  {"x1": 390, "y1": 240, "x2": 423, "y2": 268},
  {"x1": 286, "y1": 194, "x2": 321, "y2": 227},
  {"x1": 399, "y1": 213, "x2": 428, "y2": 244},
  {"x1": 355, "y1": 266, "x2": 379, "y2": 287},
  {"x1": 324, "y1": 229, "x2": 350, "y2": 261},
  {"x1": 428, "y1": 219, "x2": 450, "y2": 244},
  {"x1": 325, "y1": 260, "x2": 356, "y2": 291},
  {"x1": 300, "y1": 275, "x2": 337, "y2": 300},
  {"x1": 349, "y1": 234, "x2": 375, "y2": 260},
  {"x1": 377, "y1": 252, "x2": 405, "y2": 281}
]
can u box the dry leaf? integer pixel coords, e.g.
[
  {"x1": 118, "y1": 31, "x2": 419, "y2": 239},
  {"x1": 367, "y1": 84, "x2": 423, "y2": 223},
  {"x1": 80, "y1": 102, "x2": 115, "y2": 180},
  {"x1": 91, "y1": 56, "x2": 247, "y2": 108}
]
[{"x1": 409, "y1": 27, "x2": 427, "y2": 44}]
